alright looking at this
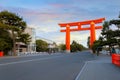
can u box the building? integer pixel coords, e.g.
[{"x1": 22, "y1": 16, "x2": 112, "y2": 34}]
[
  {"x1": 16, "y1": 27, "x2": 36, "y2": 53},
  {"x1": 24, "y1": 27, "x2": 36, "y2": 52}
]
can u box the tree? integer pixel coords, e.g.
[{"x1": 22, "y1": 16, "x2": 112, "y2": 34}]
[
  {"x1": 58, "y1": 44, "x2": 66, "y2": 51},
  {"x1": 0, "y1": 11, "x2": 26, "y2": 55},
  {"x1": 92, "y1": 14, "x2": 120, "y2": 55},
  {"x1": 91, "y1": 40, "x2": 102, "y2": 54},
  {"x1": 17, "y1": 33, "x2": 31, "y2": 44},
  {"x1": 91, "y1": 21, "x2": 110, "y2": 53},
  {"x1": 71, "y1": 40, "x2": 86, "y2": 52},
  {"x1": 87, "y1": 36, "x2": 90, "y2": 48},
  {"x1": 102, "y1": 21, "x2": 110, "y2": 33},
  {"x1": 101, "y1": 17, "x2": 120, "y2": 53},
  {"x1": 71, "y1": 41, "x2": 80, "y2": 52},
  {"x1": 109, "y1": 17, "x2": 120, "y2": 47},
  {"x1": 99, "y1": 21, "x2": 115, "y2": 54},
  {"x1": 0, "y1": 28, "x2": 13, "y2": 55},
  {"x1": 36, "y1": 39, "x2": 48, "y2": 52},
  {"x1": 110, "y1": 20, "x2": 120, "y2": 30}
]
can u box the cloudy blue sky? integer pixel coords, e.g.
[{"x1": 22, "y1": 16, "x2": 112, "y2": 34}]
[{"x1": 0, "y1": 0, "x2": 120, "y2": 47}]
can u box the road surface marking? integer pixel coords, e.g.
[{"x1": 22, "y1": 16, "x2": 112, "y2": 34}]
[
  {"x1": 75, "y1": 61, "x2": 88, "y2": 80},
  {"x1": 0, "y1": 56, "x2": 62, "y2": 66}
]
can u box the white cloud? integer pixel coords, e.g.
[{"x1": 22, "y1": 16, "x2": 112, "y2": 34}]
[{"x1": 0, "y1": 0, "x2": 120, "y2": 47}]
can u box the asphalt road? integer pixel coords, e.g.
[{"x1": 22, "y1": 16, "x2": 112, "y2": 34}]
[
  {"x1": 0, "y1": 51, "x2": 94, "y2": 80},
  {"x1": 76, "y1": 54, "x2": 120, "y2": 80}
]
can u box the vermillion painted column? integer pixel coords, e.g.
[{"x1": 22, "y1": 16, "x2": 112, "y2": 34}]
[
  {"x1": 78, "y1": 23, "x2": 81, "y2": 30},
  {"x1": 66, "y1": 25, "x2": 70, "y2": 53},
  {"x1": 90, "y1": 22, "x2": 96, "y2": 48},
  {"x1": 59, "y1": 18, "x2": 105, "y2": 51}
]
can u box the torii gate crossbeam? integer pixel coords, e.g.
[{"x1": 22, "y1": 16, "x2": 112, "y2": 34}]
[{"x1": 58, "y1": 18, "x2": 105, "y2": 53}]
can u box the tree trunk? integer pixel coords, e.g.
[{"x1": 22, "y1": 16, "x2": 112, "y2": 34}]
[
  {"x1": 12, "y1": 30, "x2": 16, "y2": 56},
  {"x1": 109, "y1": 45, "x2": 112, "y2": 56}
]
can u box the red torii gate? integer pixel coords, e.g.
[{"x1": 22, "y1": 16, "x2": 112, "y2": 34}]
[{"x1": 58, "y1": 18, "x2": 105, "y2": 53}]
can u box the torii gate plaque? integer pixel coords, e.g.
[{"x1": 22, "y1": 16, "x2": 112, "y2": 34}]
[{"x1": 59, "y1": 18, "x2": 105, "y2": 53}]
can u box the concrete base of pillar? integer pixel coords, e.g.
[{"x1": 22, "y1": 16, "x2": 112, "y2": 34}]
[{"x1": 66, "y1": 50, "x2": 70, "y2": 53}]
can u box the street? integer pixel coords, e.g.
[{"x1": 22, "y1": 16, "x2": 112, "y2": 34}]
[{"x1": 0, "y1": 51, "x2": 94, "y2": 80}]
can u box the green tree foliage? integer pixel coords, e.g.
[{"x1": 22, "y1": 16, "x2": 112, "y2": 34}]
[
  {"x1": 0, "y1": 11, "x2": 28, "y2": 55},
  {"x1": 87, "y1": 36, "x2": 90, "y2": 48},
  {"x1": 92, "y1": 40, "x2": 102, "y2": 53},
  {"x1": 0, "y1": 11, "x2": 26, "y2": 30},
  {"x1": 102, "y1": 21, "x2": 110, "y2": 33},
  {"x1": 36, "y1": 39, "x2": 48, "y2": 52},
  {"x1": 17, "y1": 33, "x2": 31, "y2": 44},
  {"x1": 110, "y1": 20, "x2": 120, "y2": 30},
  {"x1": 102, "y1": 18, "x2": 120, "y2": 49},
  {"x1": 101, "y1": 21, "x2": 114, "y2": 53},
  {"x1": 0, "y1": 28, "x2": 13, "y2": 55},
  {"x1": 58, "y1": 44, "x2": 66, "y2": 51},
  {"x1": 59, "y1": 41, "x2": 86, "y2": 52},
  {"x1": 71, "y1": 40, "x2": 86, "y2": 52},
  {"x1": 92, "y1": 14, "x2": 120, "y2": 54},
  {"x1": 92, "y1": 21, "x2": 116, "y2": 53},
  {"x1": 109, "y1": 18, "x2": 120, "y2": 47}
]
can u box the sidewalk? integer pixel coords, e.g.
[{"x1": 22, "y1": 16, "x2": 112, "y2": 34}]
[{"x1": 75, "y1": 54, "x2": 120, "y2": 80}]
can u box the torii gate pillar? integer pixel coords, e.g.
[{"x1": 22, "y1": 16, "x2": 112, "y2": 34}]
[
  {"x1": 59, "y1": 18, "x2": 105, "y2": 53},
  {"x1": 66, "y1": 25, "x2": 70, "y2": 53},
  {"x1": 90, "y1": 22, "x2": 96, "y2": 47}
]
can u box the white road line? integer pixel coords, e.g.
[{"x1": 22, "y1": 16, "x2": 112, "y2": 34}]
[
  {"x1": 75, "y1": 62, "x2": 88, "y2": 80},
  {"x1": 0, "y1": 56, "x2": 62, "y2": 66},
  {"x1": 0, "y1": 54, "x2": 48, "y2": 59}
]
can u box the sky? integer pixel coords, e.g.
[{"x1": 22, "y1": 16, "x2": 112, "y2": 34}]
[{"x1": 0, "y1": 0, "x2": 120, "y2": 47}]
